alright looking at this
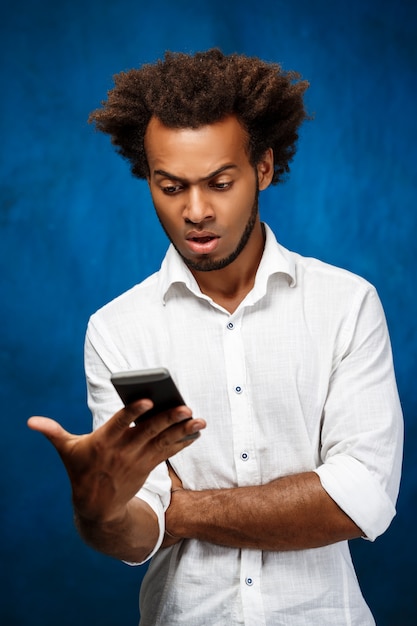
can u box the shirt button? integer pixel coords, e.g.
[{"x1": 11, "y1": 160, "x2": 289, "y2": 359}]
[
  {"x1": 241, "y1": 451, "x2": 249, "y2": 461},
  {"x1": 235, "y1": 386, "x2": 242, "y2": 394},
  {"x1": 227, "y1": 322, "x2": 234, "y2": 330},
  {"x1": 245, "y1": 577, "x2": 254, "y2": 586}
]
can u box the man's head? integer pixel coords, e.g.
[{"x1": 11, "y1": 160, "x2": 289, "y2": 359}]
[
  {"x1": 89, "y1": 48, "x2": 309, "y2": 184},
  {"x1": 143, "y1": 115, "x2": 274, "y2": 273}
]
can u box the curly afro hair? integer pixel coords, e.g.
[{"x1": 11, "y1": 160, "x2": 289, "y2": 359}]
[{"x1": 89, "y1": 48, "x2": 310, "y2": 184}]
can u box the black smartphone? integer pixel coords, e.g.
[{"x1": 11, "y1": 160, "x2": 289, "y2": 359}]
[{"x1": 111, "y1": 367, "x2": 186, "y2": 423}]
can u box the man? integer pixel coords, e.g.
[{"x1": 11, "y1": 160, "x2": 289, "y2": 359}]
[{"x1": 28, "y1": 49, "x2": 403, "y2": 625}]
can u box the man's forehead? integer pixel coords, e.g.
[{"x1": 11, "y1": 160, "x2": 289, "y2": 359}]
[
  {"x1": 144, "y1": 115, "x2": 249, "y2": 167},
  {"x1": 144, "y1": 118, "x2": 251, "y2": 185}
]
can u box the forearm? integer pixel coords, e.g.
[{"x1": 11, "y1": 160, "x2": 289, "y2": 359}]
[
  {"x1": 166, "y1": 471, "x2": 363, "y2": 551},
  {"x1": 75, "y1": 496, "x2": 159, "y2": 563}
]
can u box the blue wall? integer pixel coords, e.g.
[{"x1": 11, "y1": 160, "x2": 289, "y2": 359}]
[{"x1": 1, "y1": 1, "x2": 416, "y2": 624}]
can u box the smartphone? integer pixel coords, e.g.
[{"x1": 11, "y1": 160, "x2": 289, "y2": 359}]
[{"x1": 111, "y1": 367, "x2": 186, "y2": 423}]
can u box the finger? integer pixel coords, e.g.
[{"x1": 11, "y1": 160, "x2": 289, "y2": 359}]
[
  {"x1": 106, "y1": 399, "x2": 154, "y2": 435},
  {"x1": 178, "y1": 431, "x2": 201, "y2": 442},
  {"x1": 27, "y1": 416, "x2": 70, "y2": 449},
  {"x1": 148, "y1": 417, "x2": 206, "y2": 462},
  {"x1": 133, "y1": 404, "x2": 194, "y2": 439}
]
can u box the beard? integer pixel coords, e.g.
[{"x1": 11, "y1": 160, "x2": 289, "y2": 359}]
[{"x1": 157, "y1": 188, "x2": 260, "y2": 273}]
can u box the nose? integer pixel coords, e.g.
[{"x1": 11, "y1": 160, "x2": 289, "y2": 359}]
[{"x1": 183, "y1": 186, "x2": 214, "y2": 223}]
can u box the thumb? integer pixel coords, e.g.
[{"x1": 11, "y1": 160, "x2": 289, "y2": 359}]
[{"x1": 27, "y1": 416, "x2": 70, "y2": 450}]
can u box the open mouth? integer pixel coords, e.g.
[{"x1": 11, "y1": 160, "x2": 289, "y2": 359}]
[
  {"x1": 191, "y1": 236, "x2": 216, "y2": 243},
  {"x1": 185, "y1": 234, "x2": 220, "y2": 254}
]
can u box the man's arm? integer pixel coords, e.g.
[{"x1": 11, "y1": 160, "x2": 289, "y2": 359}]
[
  {"x1": 28, "y1": 400, "x2": 206, "y2": 563},
  {"x1": 164, "y1": 470, "x2": 363, "y2": 551}
]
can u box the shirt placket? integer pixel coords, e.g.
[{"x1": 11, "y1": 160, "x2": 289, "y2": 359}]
[{"x1": 223, "y1": 312, "x2": 266, "y2": 625}]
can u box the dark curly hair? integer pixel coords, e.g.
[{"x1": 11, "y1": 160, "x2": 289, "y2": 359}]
[{"x1": 89, "y1": 48, "x2": 309, "y2": 184}]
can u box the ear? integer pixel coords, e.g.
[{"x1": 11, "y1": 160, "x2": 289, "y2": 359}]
[{"x1": 256, "y1": 148, "x2": 274, "y2": 190}]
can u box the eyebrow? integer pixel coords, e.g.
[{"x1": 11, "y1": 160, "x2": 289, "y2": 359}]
[{"x1": 153, "y1": 164, "x2": 237, "y2": 184}]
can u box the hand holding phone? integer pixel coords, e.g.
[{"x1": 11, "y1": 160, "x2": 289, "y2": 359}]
[{"x1": 111, "y1": 367, "x2": 187, "y2": 423}]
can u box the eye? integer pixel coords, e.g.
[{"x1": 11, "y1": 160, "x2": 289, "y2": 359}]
[
  {"x1": 161, "y1": 183, "x2": 183, "y2": 195},
  {"x1": 210, "y1": 181, "x2": 232, "y2": 191}
]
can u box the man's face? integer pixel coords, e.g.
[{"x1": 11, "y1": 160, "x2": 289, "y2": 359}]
[{"x1": 144, "y1": 115, "x2": 273, "y2": 272}]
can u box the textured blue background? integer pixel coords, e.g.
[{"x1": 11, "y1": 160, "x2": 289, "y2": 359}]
[{"x1": 1, "y1": 1, "x2": 416, "y2": 624}]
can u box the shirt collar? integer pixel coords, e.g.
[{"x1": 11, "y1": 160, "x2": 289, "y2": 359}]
[{"x1": 158, "y1": 223, "x2": 296, "y2": 305}]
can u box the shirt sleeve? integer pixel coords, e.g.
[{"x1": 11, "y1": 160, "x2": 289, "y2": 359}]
[
  {"x1": 314, "y1": 286, "x2": 403, "y2": 541},
  {"x1": 83, "y1": 316, "x2": 171, "y2": 563}
]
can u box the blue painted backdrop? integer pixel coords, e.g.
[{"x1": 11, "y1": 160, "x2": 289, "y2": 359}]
[{"x1": 1, "y1": 0, "x2": 416, "y2": 624}]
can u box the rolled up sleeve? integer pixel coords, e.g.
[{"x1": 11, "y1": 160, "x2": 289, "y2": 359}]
[
  {"x1": 315, "y1": 455, "x2": 397, "y2": 540},
  {"x1": 126, "y1": 467, "x2": 172, "y2": 565}
]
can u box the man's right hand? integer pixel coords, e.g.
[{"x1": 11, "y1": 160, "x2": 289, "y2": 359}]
[{"x1": 28, "y1": 402, "x2": 205, "y2": 527}]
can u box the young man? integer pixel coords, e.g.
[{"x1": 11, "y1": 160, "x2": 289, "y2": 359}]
[{"x1": 28, "y1": 49, "x2": 403, "y2": 625}]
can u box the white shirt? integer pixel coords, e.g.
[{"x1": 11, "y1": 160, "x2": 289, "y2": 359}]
[{"x1": 85, "y1": 224, "x2": 403, "y2": 625}]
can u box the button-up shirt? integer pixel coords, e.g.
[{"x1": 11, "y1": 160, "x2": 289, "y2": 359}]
[{"x1": 85, "y1": 224, "x2": 403, "y2": 625}]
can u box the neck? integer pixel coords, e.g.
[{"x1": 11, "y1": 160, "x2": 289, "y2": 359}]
[{"x1": 190, "y1": 221, "x2": 265, "y2": 313}]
